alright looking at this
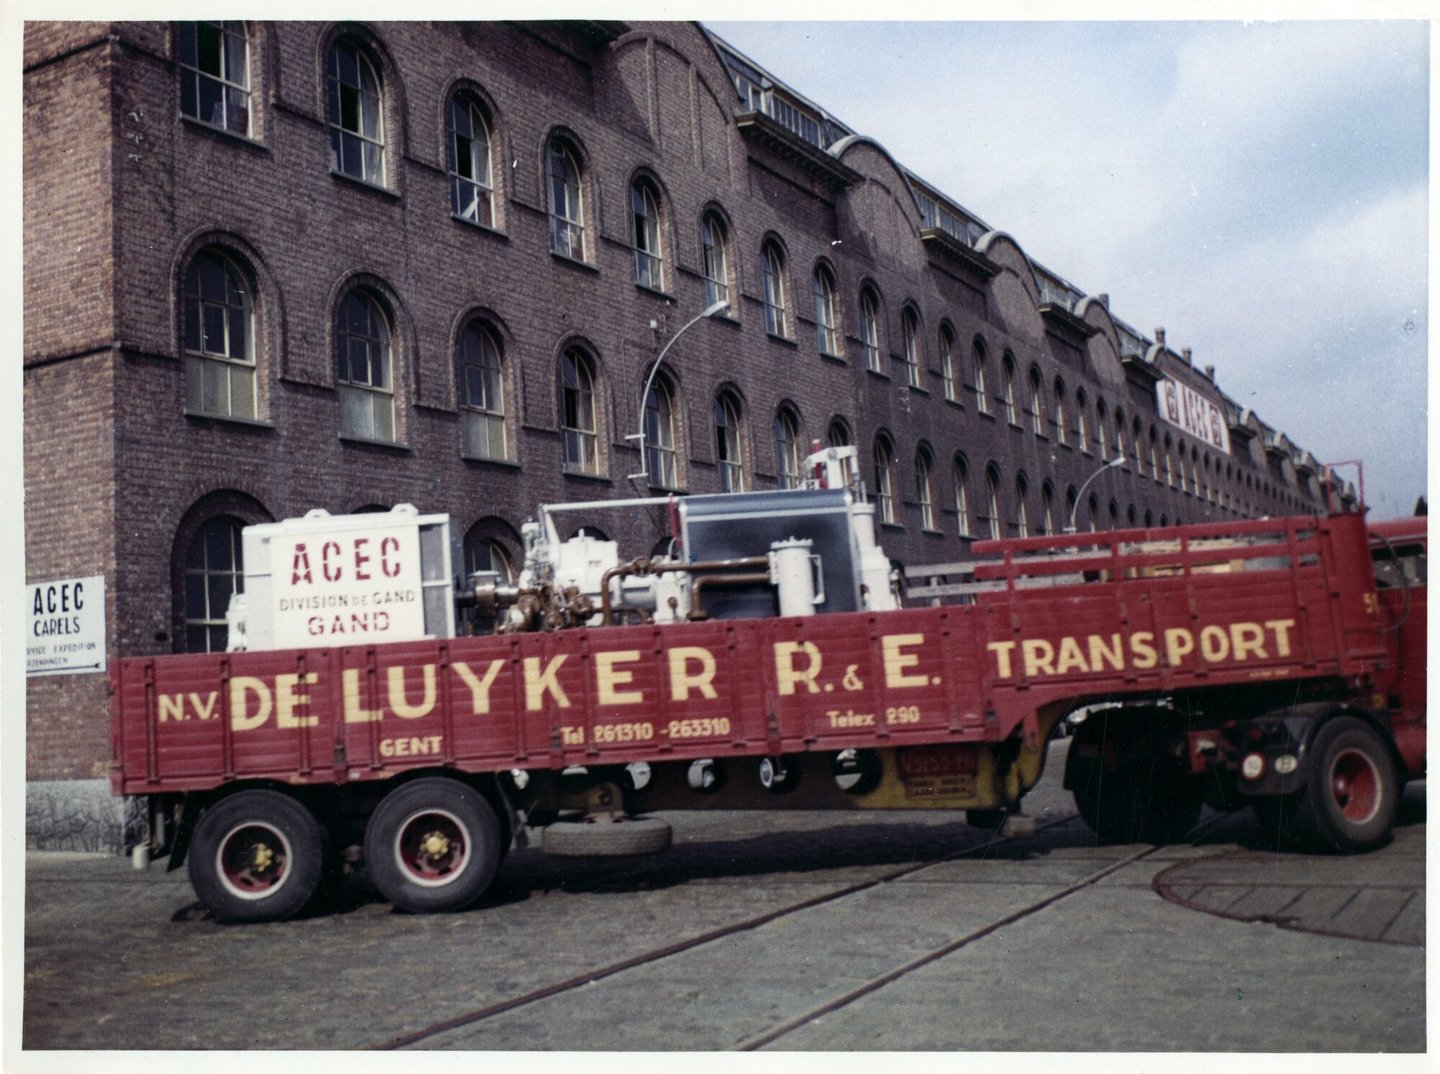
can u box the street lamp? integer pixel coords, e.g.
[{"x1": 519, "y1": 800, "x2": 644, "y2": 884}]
[
  {"x1": 628, "y1": 298, "x2": 729, "y2": 481},
  {"x1": 1065, "y1": 455, "x2": 1125, "y2": 533}
]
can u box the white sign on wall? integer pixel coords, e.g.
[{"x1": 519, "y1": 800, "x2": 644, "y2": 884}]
[
  {"x1": 269, "y1": 522, "x2": 426, "y2": 648},
  {"x1": 1156, "y1": 376, "x2": 1231, "y2": 455},
  {"x1": 27, "y1": 575, "x2": 107, "y2": 676}
]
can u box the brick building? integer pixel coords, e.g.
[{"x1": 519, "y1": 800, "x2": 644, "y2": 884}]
[{"x1": 22, "y1": 20, "x2": 1341, "y2": 846}]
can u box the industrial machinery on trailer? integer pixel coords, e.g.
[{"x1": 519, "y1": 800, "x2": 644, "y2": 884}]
[{"x1": 109, "y1": 446, "x2": 1426, "y2": 921}]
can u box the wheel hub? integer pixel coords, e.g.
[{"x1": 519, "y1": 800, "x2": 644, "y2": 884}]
[
  {"x1": 420, "y1": 831, "x2": 451, "y2": 859},
  {"x1": 1330, "y1": 749, "x2": 1380, "y2": 822}
]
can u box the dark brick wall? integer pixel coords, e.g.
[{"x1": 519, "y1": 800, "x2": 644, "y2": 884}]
[{"x1": 23, "y1": 19, "x2": 1329, "y2": 779}]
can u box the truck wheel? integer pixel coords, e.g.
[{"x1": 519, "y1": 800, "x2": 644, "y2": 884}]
[
  {"x1": 364, "y1": 778, "x2": 503, "y2": 913},
  {"x1": 1071, "y1": 756, "x2": 1202, "y2": 844},
  {"x1": 1298, "y1": 717, "x2": 1399, "y2": 853},
  {"x1": 188, "y1": 790, "x2": 326, "y2": 923},
  {"x1": 542, "y1": 817, "x2": 673, "y2": 857}
]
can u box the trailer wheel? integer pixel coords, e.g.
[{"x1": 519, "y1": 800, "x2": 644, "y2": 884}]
[
  {"x1": 188, "y1": 790, "x2": 326, "y2": 923},
  {"x1": 364, "y1": 778, "x2": 503, "y2": 914},
  {"x1": 1298, "y1": 717, "x2": 1399, "y2": 853},
  {"x1": 1068, "y1": 717, "x2": 1202, "y2": 844},
  {"x1": 541, "y1": 817, "x2": 673, "y2": 858}
]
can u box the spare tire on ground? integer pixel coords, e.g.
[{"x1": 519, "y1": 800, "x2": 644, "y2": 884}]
[{"x1": 541, "y1": 816, "x2": 673, "y2": 857}]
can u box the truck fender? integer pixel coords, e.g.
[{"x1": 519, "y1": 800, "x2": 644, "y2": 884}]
[{"x1": 1235, "y1": 702, "x2": 1397, "y2": 797}]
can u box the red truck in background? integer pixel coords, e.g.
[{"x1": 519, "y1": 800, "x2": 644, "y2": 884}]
[{"x1": 109, "y1": 447, "x2": 1426, "y2": 922}]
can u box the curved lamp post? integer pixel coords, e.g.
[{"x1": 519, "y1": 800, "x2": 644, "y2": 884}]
[
  {"x1": 628, "y1": 299, "x2": 729, "y2": 481},
  {"x1": 1065, "y1": 455, "x2": 1125, "y2": 533}
]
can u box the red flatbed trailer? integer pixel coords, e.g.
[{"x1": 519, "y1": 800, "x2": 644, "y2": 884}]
[{"x1": 109, "y1": 510, "x2": 1426, "y2": 921}]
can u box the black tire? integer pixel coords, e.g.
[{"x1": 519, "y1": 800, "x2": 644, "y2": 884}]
[
  {"x1": 1068, "y1": 719, "x2": 1203, "y2": 844},
  {"x1": 541, "y1": 817, "x2": 673, "y2": 857},
  {"x1": 187, "y1": 790, "x2": 326, "y2": 923},
  {"x1": 1250, "y1": 793, "x2": 1306, "y2": 849},
  {"x1": 364, "y1": 778, "x2": 503, "y2": 913},
  {"x1": 1297, "y1": 717, "x2": 1399, "y2": 853}
]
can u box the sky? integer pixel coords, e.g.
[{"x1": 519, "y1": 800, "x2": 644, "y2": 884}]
[{"x1": 707, "y1": 18, "x2": 1429, "y2": 519}]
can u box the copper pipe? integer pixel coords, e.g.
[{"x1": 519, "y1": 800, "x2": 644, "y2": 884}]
[{"x1": 688, "y1": 571, "x2": 772, "y2": 620}]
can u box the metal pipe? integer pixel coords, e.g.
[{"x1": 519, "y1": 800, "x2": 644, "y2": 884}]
[{"x1": 689, "y1": 572, "x2": 772, "y2": 620}]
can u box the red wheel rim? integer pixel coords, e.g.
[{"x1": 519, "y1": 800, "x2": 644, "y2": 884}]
[
  {"x1": 394, "y1": 808, "x2": 469, "y2": 887},
  {"x1": 1329, "y1": 749, "x2": 1381, "y2": 823},
  {"x1": 216, "y1": 823, "x2": 291, "y2": 901}
]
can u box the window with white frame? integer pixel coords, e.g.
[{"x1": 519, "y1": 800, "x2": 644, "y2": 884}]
[
  {"x1": 939, "y1": 326, "x2": 956, "y2": 402},
  {"x1": 459, "y1": 319, "x2": 506, "y2": 460},
  {"x1": 860, "y1": 290, "x2": 882, "y2": 373},
  {"x1": 327, "y1": 38, "x2": 385, "y2": 183},
  {"x1": 700, "y1": 212, "x2": 730, "y2": 310},
  {"x1": 335, "y1": 287, "x2": 395, "y2": 442},
  {"x1": 184, "y1": 516, "x2": 245, "y2": 653},
  {"x1": 873, "y1": 435, "x2": 897, "y2": 525},
  {"x1": 813, "y1": 267, "x2": 840, "y2": 356},
  {"x1": 1001, "y1": 354, "x2": 1017, "y2": 424},
  {"x1": 559, "y1": 347, "x2": 600, "y2": 473},
  {"x1": 447, "y1": 94, "x2": 493, "y2": 226},
  {"x1": 953, "y1": 457, "x2": 972, "y2": 536},
  {"x1": 631, "y1": 180, "x2": 664, "y2": 290},
  {"x1": 463, "y1": 531, "x2": 514, "y2": 584},
  {"x1": 1075, "y1": 389, "x2": 1089, "y2": 451},
  {"x1": 901, "y1": 309, "x2": 921, "y2": 388},
  {"x1": 1028, "y1": 368, "x2": 1045, "y2": 436},
  {"x1": 183, "y1": 249, "x2": 256, "y2": 420},
  {"x1": 826, "y1": 418, "x2": 852, "y2": 449},
  {"x1": 547, "y1": 139, "x2": 585, "y2": 260},
  {"x1": 774, "y1": 408, "x2": 801, "y2": 489},
  {"x1": 714, "y1": 392, "x2": 744, "y2": 493},
  {"x1": 1015, "y1": 475, "x2": 1030, "y2": 537},
  {"x1": 973, "y1": 340, "x2": 990, "y2": 413},
  {"x1": 916, "y1": 448, "x2": 936, "y2": 530},
  {"x1": 644, "y1": 376, "x2": 679, "y2": 489},
  {"x1": 1053, "y1": 379, "x2": 1067, "y2": 445},
  {"x1": 984, "y1": 467, "x2": 1002, "y2": 539},
  {"x1": 179, "y1": 21, "x2": 250, "y2": 135},
  {"x1": 761, "y1": 242, "x2": 788, "y2": 336}
]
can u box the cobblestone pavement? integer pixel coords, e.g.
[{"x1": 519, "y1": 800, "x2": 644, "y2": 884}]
[{"x1": 18, "y1": 742, "x2": 1425, "y2": 1056}]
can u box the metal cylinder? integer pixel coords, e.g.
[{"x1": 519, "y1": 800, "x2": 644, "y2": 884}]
[{"x1": 770, "y1": 538, "x2": 816, "y2": 617}]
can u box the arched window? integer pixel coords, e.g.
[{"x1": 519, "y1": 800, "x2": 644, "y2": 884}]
[
  {"x1": 1041, "y1": 482, "x2": 1056, "y2": 536},
  {"x1": 631, "y1": 179, "x2": 664, "y2": 289},
  {"x1": 178, "y1": 21, "x2": 250, "y2": 135},
  {"x1": 447, "y1": 93, "x2": 493, "y2": 226},
  {"x1": 463, "y1": 532, "x2": 514, "y2": 584},
  {"x1": 953, "y1": 456, "x2": 972, "y2": 536},
  {"x1": 1028, "y1": 367, "x2": 1045, "y2": 436},
  {"x1": 826, "y1": 417, "x2": 852, "y2": 449},
  {"x1": 714, "y1": 392, "x2": 744, "y2": 493},
  {"x1": 972, "y1": 339, "x2": 990, "y2": 413},
  {"x1": 335, "y1": 287, "x2": 394, "y2": 442},
  {"x1": 774, "y1": 407, "x2": 802, "y2": 489},
  {"x1": 984, "y1": 466, "x2": 1002, "y2": 540},
  {"x1": 939, "y1": 326, "x2": 956, "y2": 402},
  {"x1": 813, "y1": 266, "x2": 840, "y2": 356},
  {"x1": 1150, "y1": 427, "x2": 1160, "y2": 482},
  {"x1": 1053, "y1": 378, "x2": 1067, "y2": 446},
  {"x1": 458, "y1": 319, "x2": 505, "y2": 460},
  {"x1": 184, "y1": 516, "x2": 245, "y2": 653},
  {"x1": 860, "y1": 289, "x2": 882, "y2": 373},
  {"x1": 1114, "y1": 408, "x2": 1127, "y2": 463},
  {"x1": 901, "y1": 308, "x2": 921, "y2": 388},
  {"x1": 761, "y1": 242, "x2": 788, "y2": 337},
  {"x1": 873, "y1": 434, "x2": 897, "y2": 525},
  {"x1": 1096, "y1": 398, "x2": 1109, "y2": 457},
  {"x1": 559, "y1": 347, "x2": 600, "y2": 473},
  {"x1": 916, "y1": 446, "x2": 935, "y2": 530},
  {"x1": 547, "y1": 138, "x2": 585, "y2": 259},
  {"x1": 1075, "y1": 389, "x2": 1089, "y2": 450},
  {"x1": 183, "y1": 248, "x2": 256, "y2": 420},
  {"x1": 644, "y1": 375, "x2": 679, "y2": 489},
  {"x1": 327, "y1": 37, "x2": 385, "y2": 183},
  {"x1": 700, "y1": 212, "x2": 730, "y2": 309},
  {"x1": 1001, "y1": 354, "x2": 1017, "y2": 424},
  {"x1": 1014, "y1": 474, "x2": 1030, "y2": 537},
  {"x1": 1087, "y1": 493, "x2": 1100, "y2": 532}
]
